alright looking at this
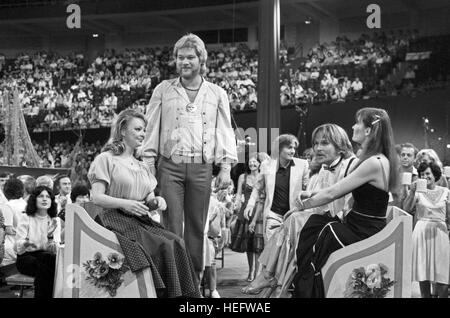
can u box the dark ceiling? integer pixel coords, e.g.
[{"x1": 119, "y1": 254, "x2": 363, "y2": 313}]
[{"x1": 0, "y1": 0, "x2": 448, "y2": 38}]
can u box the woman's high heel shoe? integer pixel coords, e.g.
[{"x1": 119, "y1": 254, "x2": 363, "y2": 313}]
[{"x1": 241, "y1": 276, "x2": 277, "y2": 295}]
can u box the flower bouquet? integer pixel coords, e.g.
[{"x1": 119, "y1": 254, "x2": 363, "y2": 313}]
[
  {"x1": 344, "y1": 263, "x2": 396, "y2": 298},
  {"x1": 83, "y1": 252, "x2": 130, "y2": 297}
]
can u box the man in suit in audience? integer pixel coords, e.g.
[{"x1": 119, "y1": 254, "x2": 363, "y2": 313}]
[
  {"x1": 244, "y1": 134, "x2": 309, "y2": 243},
  {"x1": 394, "y1": 143, "x2": 419, "y2": 209}
]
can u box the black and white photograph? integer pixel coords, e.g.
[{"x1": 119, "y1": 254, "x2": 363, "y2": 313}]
[{"x1": 0, "y1": 0, "x2": 449, "y2": 305}]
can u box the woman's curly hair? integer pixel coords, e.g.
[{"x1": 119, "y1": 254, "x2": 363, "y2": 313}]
[{"x1": 25, "y1": 186, "x2": 58, "y2": 218}]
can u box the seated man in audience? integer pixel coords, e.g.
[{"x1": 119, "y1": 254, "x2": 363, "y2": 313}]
[
  {"x1": 350, "y1": 77, "x2": 363, "y2": 98},
  {"x1": 398, "y1": 143, "x2": 419, "y2": 178},
  {"x1": 58, "y1": 184, "x2": 90, "y2": 243},
  {"x1": 55, "y1": 175, "x2": 72, "y2": 213},
  {"x1": 35, "y1": 175, "x2": 54, "y2": 190},
  {"x1": 17, "y1": 175, "x2": 36, "y2": 202},
  {"x1": 392, "y1": 143, "x2": 419, "y2": 211}
]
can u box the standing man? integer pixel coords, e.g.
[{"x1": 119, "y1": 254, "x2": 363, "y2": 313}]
[{"x1": 142, "y1": 34, "x2": 238, "y2": 281}]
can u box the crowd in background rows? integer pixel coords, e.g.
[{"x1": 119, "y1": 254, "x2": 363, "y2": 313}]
[{"x1": 1, "y1": 29, "x2": 447, "y2": 133}]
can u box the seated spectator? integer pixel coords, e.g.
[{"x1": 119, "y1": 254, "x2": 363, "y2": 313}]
[
  {"x1": 57, "y1": 183, "x2": 90, "y2": 244},
  {"x1": 351, "y1": 77, "x2": 363, "y2": 97},
  {"x1": 404, "y1": 67, "x2": 416, "y2": 82},
  {"x1": 55, "y1": 175, "x2": 72, "y2": 213},
  {"x1": 3, "y1": 178, "x2": 27, "y2": 225},
  {"x1": 310, "y1": 68, "x2": 320, "y2": 80},
  {"x1": 36, "y1": 175, "x2": 54, "y2": 189},
  {"x1": 17, "y1": 175, "x2": 36, "y2": 202},
  {"x1": 70, "y1": 184, "x2": 90, "y2": 206},
  {"x1": 335, "y1": 83, "x2": 348, "y2": 102},
  {"x1": 15, "y1": 186, "x2": 59, "y2": 298}
]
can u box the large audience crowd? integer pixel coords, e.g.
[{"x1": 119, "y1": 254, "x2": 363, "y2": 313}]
[
  {"x1": 0, "y1": 29, "x2": 447, "y2": 135},
  {"x1": 0, "y1": 30, "x2": 448, "y2": 186}
]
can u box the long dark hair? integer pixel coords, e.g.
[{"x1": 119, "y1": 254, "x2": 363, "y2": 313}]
[
  {"x1": 354, "y1": 107, "x2": 399, "y2": 192},
  {"x1": 25, "y1": 186, "x2": 58, "y2": 218}
]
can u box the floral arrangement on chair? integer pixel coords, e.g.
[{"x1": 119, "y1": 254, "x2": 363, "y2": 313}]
[
  {"x1": 83, "y1": 252, "x2": 130, "y2": 297},
  {"x1": 344, "y1": 263, "x2": 396, "y2": 298}
]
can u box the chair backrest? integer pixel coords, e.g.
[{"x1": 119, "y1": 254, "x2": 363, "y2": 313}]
[
  {"x1": 322, "y1": 206, "x2": 412, "y2": 298},
  {"x1": 59, "y1": 203, "x2": 157, "y2": 298},
  {"x1": 386, "y1": 205, "x2": 411, "y2": 224},
  {"x1": 79, "y1": 201, "x2": 103, "y2": 220}
]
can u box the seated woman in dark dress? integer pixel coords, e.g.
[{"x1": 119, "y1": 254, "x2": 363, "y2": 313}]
[
  {"x1": 88, "y1": 109, "x2": 200, "y2": 298},
  {"x1": 289, "y1": 107, "x2": 399, "y2": 298}
]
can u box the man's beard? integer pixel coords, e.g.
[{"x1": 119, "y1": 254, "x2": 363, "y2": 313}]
[{"x1": 177, "y1": 66, "x2": 200, "y2": 79}]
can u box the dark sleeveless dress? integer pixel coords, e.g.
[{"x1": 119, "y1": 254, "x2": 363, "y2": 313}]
[
  {"x1": 231, "y1": 174, "x2": 263, "y2": 253},
  {"x1": 292, "y1": 158, "x2": 389, "y2": 298}
]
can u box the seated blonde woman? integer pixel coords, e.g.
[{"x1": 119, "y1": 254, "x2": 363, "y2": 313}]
[
  {"x1": 88, "y1": 109, "x2": 200, "y2": 298},
  {"x1": 242, "y1": 124, "x2": 356, "y2": 297}
]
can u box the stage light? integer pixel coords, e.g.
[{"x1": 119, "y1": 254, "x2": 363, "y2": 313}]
[
  {"x1": 424, "y1": 118, "x2": 429, "y2": 124},
  {"x1": 438, "y1": 137, "x2": 442, "y2": 141},
  {"x1": 447, "y1": 144, "x2": 450, "y2": 149},
  {"x1": 305, "y1": 17, "x2": 311, "y2": 24},
  {"x1": 430, "y1": 129, "x2": 434, "y2": 133},
  {"x1": 92, "y1": 34, "x2": 99, "y2": 38}
]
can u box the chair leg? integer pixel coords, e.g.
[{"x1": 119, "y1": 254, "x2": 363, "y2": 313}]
[
  {"x1": 19, "y1": 285, "x2": 24, "y2": 298},
  {"x1": 221, "y1": 249, "x2": 224, "y2": 269}
]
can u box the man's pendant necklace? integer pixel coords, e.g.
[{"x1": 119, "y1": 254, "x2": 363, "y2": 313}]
[{"x1": 181, "y1": 77, "x2": 203, "y2": 91}]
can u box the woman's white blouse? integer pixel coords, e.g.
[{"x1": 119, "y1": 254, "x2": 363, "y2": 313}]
[{"x1": 15, "y1": 213, "x2": 57, "y2": 255}]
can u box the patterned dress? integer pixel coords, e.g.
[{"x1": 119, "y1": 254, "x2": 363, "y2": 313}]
[{"x1": 231, "y1": 174, "x2": 264, "y2": 253}]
